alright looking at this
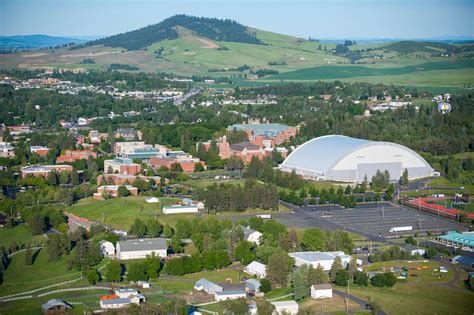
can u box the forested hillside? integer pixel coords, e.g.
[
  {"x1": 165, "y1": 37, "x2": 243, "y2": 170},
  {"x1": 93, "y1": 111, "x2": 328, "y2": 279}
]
[
  {"x1": 383, "y1": 41, "x2": 452, "y2": 53},
  {"x1": 87, "y1": 15, "x2": 262, "y2": 50}
]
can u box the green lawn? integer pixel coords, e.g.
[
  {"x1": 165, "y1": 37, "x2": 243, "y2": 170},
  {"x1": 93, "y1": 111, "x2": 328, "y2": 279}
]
[
  {"x1": 0, "y1": 224, "x2": 45, "y2": 248},
  {"x1": 69, "y1": 196, "x2": 186, "y2": 230},
  {"x1": 0, "y1": 249, "x2": 83, "y2": 296},
  {"x1": 349, "y1": 283, "x2": 474, "y2": 315},
  {"x1": 364, "y1": 261, "x2": 454, "y2": 283},
  {"x1": 265, "y1": 287, "x2": 293, "y2": 300}
]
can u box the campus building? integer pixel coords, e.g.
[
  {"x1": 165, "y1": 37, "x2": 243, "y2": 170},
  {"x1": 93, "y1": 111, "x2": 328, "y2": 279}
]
[
  {"x1": 288, "y1": 251, "x2": 352, "y2": 270},
  {"x1": 437, "y1": 231, "x2": 474, "y2": 251},
  {"x1": 56, "y1": 150, "x2": 97, "y2": 163},
  {"x1": 279, "y1": 135, "x2": 435, "y2": 183},
  {"x1": 227, "y1": 120, "x2": 297, "y2": 147},
  {"x1": 30, "y1": 145, "x2": 50, "y2": 157},
  {"x1": 93, "y1": 185, "x2": 139, "y2": 200},
  {"x1": 104, "y1": 157, "x2": 141, "y2": 175},
  {"x1": 20, "y1": 164, "x2": 73, "y2": 178},
  {"x1": 149, "y1": 151, "x2": 205, "y2": 173}
]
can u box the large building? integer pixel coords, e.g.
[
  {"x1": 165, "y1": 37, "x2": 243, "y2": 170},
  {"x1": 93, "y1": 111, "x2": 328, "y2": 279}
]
[
  {"x1": 104, "y1": 157, "x2": 141, "y2": 175},
  {"x1": 288, "y1": 251, "x2": 352, "y2": 270},
  {"x1": 227, "y1": 120, "x2": 297, "y2": 147},
  {"x1": 279, "y1": 135, "x2": 435, "y2": 183},
  {"x1": 56, "y1": 150, "x2": 97, "y2": 163},
  {"x1": 20, "y1": 165, "x2": 73, "y2": 178},
  {"x1": 437, "y1": 231, "x2": 474, "y2": 251},
  {"x1": 149, "y1": 151, "x2": 205, "y2": 173},
  {"x1": 116, "y1": 238, "x2": 167, "y2": 260}
]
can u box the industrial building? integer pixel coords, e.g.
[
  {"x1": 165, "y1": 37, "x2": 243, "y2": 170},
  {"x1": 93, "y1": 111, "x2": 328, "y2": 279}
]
[
  {"x1": 289, "y1": 251, "x2": 351, "y2": 270},
  {"x1": 438, "y1": 231, "x2": 474, "y2": 251},
  {"x1": 116, "y1": 238, "x2": 167, "y2": 260},
  {"x1": 279, "y1": 135, "x2": 435, "y2": 183}
]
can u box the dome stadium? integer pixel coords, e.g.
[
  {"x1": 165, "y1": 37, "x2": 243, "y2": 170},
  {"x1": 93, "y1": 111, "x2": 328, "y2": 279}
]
[{"x1": 279, "y1": 135, "x2": 435, "y2": 183}]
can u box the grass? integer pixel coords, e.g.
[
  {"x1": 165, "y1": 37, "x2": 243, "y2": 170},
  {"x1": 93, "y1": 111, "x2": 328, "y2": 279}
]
[
  {"x1": 265, "y1": 287, "x2": 293, "y2": 299},
  {"x1": 299, "y1": 294, "x2": 362, "y2": 313},
  {"x1": 181, "y1": 178, "x2": 245, "y2": 189},
  {"x1": 0, "y1": 249, "x2": 82, "y2": 296},
  {"x1": 349, "y1": 283, "x2": 474, "y2": 315},
  {"x1": 364, "y1": 260, "x2": 454, "y2": 283},
  {"x1": 0, "y1": 224, "x2": 45, "y2": 248},
  {"x1": 69, "y1": 196, "x2": 185, "y2": 230}
]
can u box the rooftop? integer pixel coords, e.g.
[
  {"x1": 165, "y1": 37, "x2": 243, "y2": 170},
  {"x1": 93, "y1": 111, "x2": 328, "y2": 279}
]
[
  {"x1": 230, "y1": 141, "x2": 261, "y2": 151},
  {"x1": 312, "y1": 284, "x2": 332, "y2": 290},
  {"x1": 117, "y1": 238, "x2": 167, "y2": 252},
  {"x1": 101, "y1": 298, "x2": 131, "y2": 305},
  {"x1": 215, "y1": 290, "x2": 246, "y2": 296},
  {"x1": 289, "y1": 251, "x2": 350, "y2": 262},
  {"x1": 228, "y1": 123, "x2": 291, "y2": 137},
  {"x1": 439, "y1": 231, "x2": 474, "y2": 247}
]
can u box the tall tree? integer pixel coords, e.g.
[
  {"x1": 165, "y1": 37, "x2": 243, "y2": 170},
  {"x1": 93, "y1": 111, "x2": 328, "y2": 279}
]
[
  {"x1": 329, "y1": 256, "x2": 344, "y2": 282},
  {"x1": 105, "y1": 259, "x2": 122, "y2": 282},
  {"x1": 267, "y1": 252, "x2": 291, "y2": 288}
]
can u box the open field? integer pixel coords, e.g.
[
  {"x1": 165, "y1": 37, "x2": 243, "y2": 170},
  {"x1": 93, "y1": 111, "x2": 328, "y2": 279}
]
[
  {"x1": 69, "y1": 196, "x2": 184, "y2": 230},
  {"x1": 299, "y1": 294, "x2": 363, "y2": 314},
  {"x1": 0, "y1": 249, "x2": 83, "y2": 296},
  {"x1": 0, "y1": 224, "x2": 45, "y2": 248},
  {"x1": 364, "y1": 260, "x2": 454, "y2": 283},
  {"x1": 349, "y1": 283, "x2": 474, "y2": 315}
]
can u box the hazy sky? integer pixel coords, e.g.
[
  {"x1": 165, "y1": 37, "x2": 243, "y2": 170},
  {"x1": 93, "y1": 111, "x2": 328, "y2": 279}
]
[{"x1": 1, "y1": 0, "x2": 473, "y2": 39}]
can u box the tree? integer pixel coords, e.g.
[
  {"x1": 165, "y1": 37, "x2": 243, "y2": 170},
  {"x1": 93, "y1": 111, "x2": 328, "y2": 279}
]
[
  {"x1": 233, "y1": 240, "x2": 255, "y2": 265},
  {"x1": 371, "y1": 272, "x2": 397, "y2": 287},
  {"x1": 291, "y1": 269, "x2": 308, "y2": 300},
  {"x1": 29, "y1": 213, "x2": 45, "y2": 235},
  {"x1": 194, "y1": 162, "x2": 205, "y2": 172},
  {"x1": 46, "y1": 234, "x2": 70, "y2": 262},
  {"x1": 47, "y1": 171, "x2": 59, "y2": 186},
  {"x1": 86, "y1": 268, "x2": 100, "y2": 285},
  {"x1": 347, "y1": 257, "x2": 358, "y2": 279},
  {"x1": 129, "y1": 218, "x2": 147, "y2": 237},
  {"x1": 24, "y1": 245, "x2": 33, "y2": 266},
  {"x1": 8, "y1": 241, "x2": 18, "y2": 254},
  {"x1": 163, "y1": 224, "x2": 173, "y2": 238},
  {"x1": 402, "y1": 169, "x2": 409, "y2": 186},
  {"x1": 353, "y1": 271, "x2": 368, "y2": 286},
  {"x1": 145, "y1": 253, "x2": 161, "y2": 279},
  {"x1": 301, "y1": 228, "x2": 325, "y2": 251},
  {"x1": 307, "y1": 264, "x2": 328, "y2": 285},
  {"x1": 425, "y1": 247, "x2": 437, "y2": 259},
  {"x1": 259, "y1": 278, "x2": 272, "y2": 293},
  {"x1": 170, "y1": 163, "x2": 183, "y2": 173},
  {"x1": 255, "y1": 298, "x2": 275, "y2": 315},
  {"x1": 222, "y1": 298, "x2": 249, "y2": 315},
  {"x1": 147, "y1": 219, "x2": 162, "y2": 237},
  {"x1": 335, "y1": 269, "x2": 350, "y2": 286},
  {"x1": 267, "y1": 252, "x2": 291, "y2": 287},
  {"x1": 384, "y1": 184, "x2": 395, "y2": 201},
  {"x1": 105, "y1": 259, "x2": 122, "y2": 282},
  {"x1": 117, "y1": 185, "x2": 130, "y2": 197},
  {"x1": 329, "y1": 256, "x2": 344, "y2": 282},
  {"x1": 127, "y1": 262, "x2": 149, "y2": 281}
]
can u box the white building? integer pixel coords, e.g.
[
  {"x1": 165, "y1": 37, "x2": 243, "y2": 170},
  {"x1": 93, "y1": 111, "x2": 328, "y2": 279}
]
[
  {"x1": 194, "y1": 278, "x2": 224, "y2": 294},
  {"x1": 162, "y1": 205, "x2": 199, "y2": 214},
  {"x1": 244, "y1": 261, "x2": 267, "y2": 278},
  {"x1": 100, "y1": 298, "x2": 131, "y2": 309},
  {"x1": 311, "y1": 284, "x2": 333, "y2": 299},
  {"x1": 243, "y1": 227, "x2": 263, "y2": 245},
  {"x1": 99, "y1": 240, "x2": 115, "y2": 256},
  {"x1": 271, "y1": 301, "x2": 299, "y2": 315},
  {"x1": 116, "y1": 238, "x2": 167, "y2": 260},
  {"x1": 215, "y1": 290, "x2": 246, "y2": 301},
  {"x1": 288, "y1": 251, "x2": 351, "y2": 270},
  {"x1": 146, "y1": 197, "x2": 160, "y2": 203},
  {"x1": 114, "y1": 288, "x2": 139, "y2": 299}
]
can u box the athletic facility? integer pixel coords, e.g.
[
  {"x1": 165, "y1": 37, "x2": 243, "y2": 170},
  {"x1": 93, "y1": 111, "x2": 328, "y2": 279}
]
[{"x1": 279, "y1": 135, "x2": 435, "y2": 183}]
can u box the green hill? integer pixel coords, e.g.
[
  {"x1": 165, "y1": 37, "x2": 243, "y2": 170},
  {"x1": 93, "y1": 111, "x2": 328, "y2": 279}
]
[
  {"x1": 383, "y1": 41, "x2": 452, "y2": 53},
  {"x1": 87, "y1": 15, "x2": 262, "y2": 50}
]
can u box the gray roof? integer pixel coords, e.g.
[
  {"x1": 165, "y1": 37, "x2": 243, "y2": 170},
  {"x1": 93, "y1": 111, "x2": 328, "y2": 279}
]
[
  {"x1": 230, "y1": 141, "x2": 261, "y2": 151},
  {"x1": 42, "y1": 299, "x2": 70, "y2": 310},
  {"x1": 312, "y1": 284, "x2": 332, "y2": 290},
  {"x1": 118, "y1": 238, "x2": 167, "y2": 252},
  {"x1": 228, "y1": 123, "x2": 291, "y2": 137},
  {"x1": 245, "y1": 278, "x2": 261, "y2": 289},
  {"x1": 101, "y1": 298, "x2": 131, "y2": 305},
  {"x1": 289, "y1": 251, "x2": 350, "y2": 262},
  {"x1": 242, "y1": 227, "x2": 259, "y2": 240},
  {"x1": 215, "y1": 290, "x2": 246, "y2": 296},
  {"x1": 195, "y1": 278, "x2": 223, "y2": 290}
]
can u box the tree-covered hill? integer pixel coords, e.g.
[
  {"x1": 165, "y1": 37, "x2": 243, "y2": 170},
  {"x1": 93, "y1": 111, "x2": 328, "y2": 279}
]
[
  {"x1": 383, "y1": 41, "x2": 452, "y2": 53},
  {"x1": 88, "y1": 15, "x2": 262, "y2": 50}
]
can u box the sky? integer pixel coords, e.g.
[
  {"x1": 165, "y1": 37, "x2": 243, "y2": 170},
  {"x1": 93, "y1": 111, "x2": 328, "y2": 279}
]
[{"x1": 1, "y1": 0, "x2": 473, "y2": 39}]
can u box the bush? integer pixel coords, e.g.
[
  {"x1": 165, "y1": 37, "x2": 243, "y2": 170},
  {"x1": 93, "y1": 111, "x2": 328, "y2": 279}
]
[
  {"x1": 425, "y1": 247, "x2": 437, "y2": 259},
  {"x1": 371, "y1": 272, "x2": 397, "y2": 288},
  {"x1": 353, "y1": 271, "x2": 368, "y2": 286},
  {"x1": 335, "y1": 269, "x2": 350, "y2": 286},
  {"x1": 260, "y1": 278, "x2": 272, "y2": 293}
]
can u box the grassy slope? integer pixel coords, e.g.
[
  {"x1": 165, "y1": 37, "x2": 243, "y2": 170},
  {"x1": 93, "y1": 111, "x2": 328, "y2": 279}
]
[
  {"x1": 69, "y1": 196, "x2": 184, "y2": 230},
  {"x1": 0, "y1": 224, "x2": 45, "y2": 248}
]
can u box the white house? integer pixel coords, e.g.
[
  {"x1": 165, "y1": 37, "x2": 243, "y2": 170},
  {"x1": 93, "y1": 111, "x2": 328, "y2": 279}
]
[
  {"x1": 243, "y1": 227, "x2": 263, "y2": 245},
  {"x1": 311, "y1": 284, "x2": 333, "y2": 299},
  {"x1": 162, "y1": 205, "x2": 199, "y2": 214},
  {"x1": 116, "y1": 238, "x2": 167, "y2": 260},
  {"x1": 114, "y1": 288, "x2": 139, "y2": 299},
  {"x1": 99, "y1": 240, "x2": 115, "y2": 257},
  {"x1": 244, "y1": 261, "x2": 267, "y2": 278},
  {"x1": 288, "y1": 251, "x2": 351, "y2": 270},
  {"x1": 145, "y1": 197, "x2": 160, "y2": 204},
  {"x1": 194, "y1": 278, "x2": 224, "y2": 294},
  {"x1": 214, "y1": 290, "x2": 246, "y2": 301},
  {"x1": 271, "y1": 301, "x2": 299, "y2": 315}
]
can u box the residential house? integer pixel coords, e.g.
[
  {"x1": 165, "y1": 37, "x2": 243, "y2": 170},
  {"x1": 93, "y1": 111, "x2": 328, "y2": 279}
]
[
  {"x1": 245, "y1": 279, "x2": 261, "y2": 293},
  {"x1": 271, "y1": 301, "x2": 299, "y2": 315},
  {"x1": 194, "y1": 278, "x2": 224, "y2": 294},
  {"x1": 214, "y1": 290, "x2": 246, "y2": 301},
  {"x1": 99, "y1": 240, "x2": 115, "y2": 256},
  {"x1": 41, "y1": 299, "x2": 71, "y2": 312},
  {"x1": 243, "y1": 227, "x2": 263, "y2": 245},
  {"x1": 244, "y1": 261, "x2": 267, "y2": 278}
]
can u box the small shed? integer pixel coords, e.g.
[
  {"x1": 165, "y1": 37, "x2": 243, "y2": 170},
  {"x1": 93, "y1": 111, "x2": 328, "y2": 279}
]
[
  {"x1": 138, "y1": 280, "x2": 150, "y2": 288},
  {"x1": 311, "y1": 283, "x2": 333, "y2": 299},
  {"x1": 271, "y1": 300, "x2": 299, "y2": 315}
]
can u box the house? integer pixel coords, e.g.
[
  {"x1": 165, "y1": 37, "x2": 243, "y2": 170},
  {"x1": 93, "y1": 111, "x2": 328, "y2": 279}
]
[
  {"x1": 41, "y1": 299, "x2": 71, "y2": 312},
  {"x1": 271, "y1": 300, "x2": 299, "y2": 315},
  {"x1": 93, "y1": 185, "x2": 138, "y2": 200},
  {"x1": 116, "y1": 238, "x2": 167, "y2": 260},
  {"x1": 104, "y1": 157, "x2": 141, "y2": 175},
  {"x1": 288, "y1": 251, "x2": 351, "y2": 270},
  {"x1": 244, "y1": 261, "x2": 267, "y2": 278},
  {"x1": 214, "y1": 290, "x2": 246, "y2": 301},
  {"x1": 243, "y1": 227, "x2": 263, "y2": 245},
  {"x1": 311, "y1": 284, "x2": 333, "y2": 299},
  {"x1": 115, "y1": 288, "x2": 139, "y2": 298},
  {"x1": 56, "y1": 150, "x2": 97, "y2": 163},
  {"x1": 245, "y1": 279, "x2": 261, "y2": 293},
  {"x1": 99, "y1": 240, "x2": 115, "y2": 256},
  {"x1": 194, "y1": 278, "x2": 224, "y2": 294},
  {"x1": 30, "y1": 145, "x2": 50, "y2": 157},
  {"x1": 20, "y1": 165, "x2": 73, "y2": 178},
  {"x1": 0, "y1": 143, "x2": 14, "y2": 158},
  {"x1": 249, "y1": 303, "x2": 258, "y2": 315},
  {"x1": 162, "y1": 205, "x2": 199, "y2": 214}
]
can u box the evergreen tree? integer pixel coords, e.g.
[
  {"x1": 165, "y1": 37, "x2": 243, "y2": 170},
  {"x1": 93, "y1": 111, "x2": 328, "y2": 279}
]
[
  {"x1": 307, "y1": 264, "x2": 328, "y2": 284},
  {"x1": 329, "y1": 256, "x2": 344, "y2": 282},
  {"x1": 163, "y1": 224, "x2": 173, "y2": 238},
  {"x1": 24, "y1": 245, "x2": 33, "y2": 266},
  {"x1": 353, "y1": 271, "x2": 368, "y2": 286},
  {"x1": 347, "y1": 257, "x2": 358, "y2": 279},
  {"x1": 267, "y1": 252, "x2": 291, "y2": 288},
  {"x1": 291, "y1": 269, "x2": 308, "y2": 300},
  {"x1": 127, "y1": 262, "x2": 149, "y2": 281},
  {"x1": 259, "y1": 278, "x2": 272, "y2": 293}
]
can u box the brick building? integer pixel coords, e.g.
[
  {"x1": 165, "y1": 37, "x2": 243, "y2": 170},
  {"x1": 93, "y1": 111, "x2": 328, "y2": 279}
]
[
  {"x1": 149, "y1": 152, "x2": 205, "y2": 173},
  {"x1": 56, "y1": 150, "x2": 97, "y2": 163},
  {"x1": 30, "y1": 145, "x2": 50, "y2": 157},
  {"x1": 20, "y1": 165, "x2": 73, "y2": 178},
  {"x1": 104, "y1": 157, "x2": 141, "y2": 175}
]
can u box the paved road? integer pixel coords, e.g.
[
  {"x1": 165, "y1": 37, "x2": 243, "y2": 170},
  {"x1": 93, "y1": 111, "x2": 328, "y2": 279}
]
[{"x1": 333, "y1": 289, "x2": 387, "y2": 315}]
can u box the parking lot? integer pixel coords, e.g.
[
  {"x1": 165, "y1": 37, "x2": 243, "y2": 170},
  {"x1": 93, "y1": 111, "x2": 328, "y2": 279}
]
[{"x1": 227, "y1": 201, "x2": 468, "y2": 241}]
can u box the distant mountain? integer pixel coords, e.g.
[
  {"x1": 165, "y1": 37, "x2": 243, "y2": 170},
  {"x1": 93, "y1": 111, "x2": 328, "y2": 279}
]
[
  {"x1": 0, "y1": 35, "x2": 87, "y2": 49},
  {"x1": 88, "y1": 14, "x2": 262, "y2": 50}
]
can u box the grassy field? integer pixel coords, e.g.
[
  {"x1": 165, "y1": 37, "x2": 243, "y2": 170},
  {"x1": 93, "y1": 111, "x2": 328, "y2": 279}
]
[
  {"x1": 349, "y1": 283, "x2": 474, "y2": 315},
  {"x1": 0, "y1": 249, "x2": 83, "y2": 296},
  {"x1": 69, "y1": 196, "x2": 186, "y2": 230},
  {"x1": 0, "y1": 224, "x2": 45, "y2": 248},
  {"x1": 364, "y1": 260, "x2": 454, "y2": 283}
]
